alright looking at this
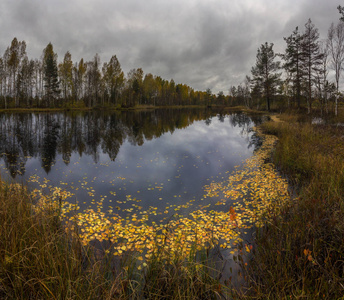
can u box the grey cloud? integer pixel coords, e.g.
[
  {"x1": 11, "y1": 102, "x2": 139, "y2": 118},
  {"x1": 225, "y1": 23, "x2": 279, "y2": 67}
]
[{"x1": 0, "y1": 0, "x2": 342, "y2": 94}]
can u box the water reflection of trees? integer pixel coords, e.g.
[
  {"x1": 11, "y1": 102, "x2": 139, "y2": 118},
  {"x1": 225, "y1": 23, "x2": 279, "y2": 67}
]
[
  {"x1": 0, "y1": 109, "x2": 213, "y2": 177},
  {"x1": 228, "y1": 112, "x2": 266, "y2": 150},
  {"x1": 0, "y1": 109, "x2": 264, "y2": 178}
]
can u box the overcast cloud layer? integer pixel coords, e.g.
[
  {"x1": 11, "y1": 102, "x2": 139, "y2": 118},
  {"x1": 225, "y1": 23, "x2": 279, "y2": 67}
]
[{"x1": 0, "y1": 0, "x2": 342, "y2": 93}]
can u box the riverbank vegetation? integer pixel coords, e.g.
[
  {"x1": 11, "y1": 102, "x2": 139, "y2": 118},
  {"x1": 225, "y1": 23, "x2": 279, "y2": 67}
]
[
  {"x1": 1, "y1": 108, "x2": 344, "y2": 298},
  {"x1": 0, "y1": 177, "x2": 225, "y2": 299},
  {"x1": 234, "y1": 111, "x2": 344, "y2": 298},
  {"x1": 0, "y1": 108, "x2": 291, "y2": 299}
]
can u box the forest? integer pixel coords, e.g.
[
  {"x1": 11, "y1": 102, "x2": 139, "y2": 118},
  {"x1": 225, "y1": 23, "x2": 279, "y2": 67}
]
[
  {"x1": 1, "y1": 16, "x2": 344, "y2": 113},
  {"x1": 231, "y1": 17, "x2": 344, "y2": 115},
  {"x1": 0, "y1": 39, "x2": 214, "y2": 109}
]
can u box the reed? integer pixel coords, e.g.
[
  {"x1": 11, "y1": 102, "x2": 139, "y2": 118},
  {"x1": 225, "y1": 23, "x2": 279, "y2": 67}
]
[{"x1": 0, "y1": 178, "x2": 223, "y2": 299}]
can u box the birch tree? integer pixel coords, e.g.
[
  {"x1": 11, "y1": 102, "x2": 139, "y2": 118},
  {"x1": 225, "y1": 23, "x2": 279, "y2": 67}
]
[{"x1": 327, "y1": 21, "x2": 344, "y2": 115}]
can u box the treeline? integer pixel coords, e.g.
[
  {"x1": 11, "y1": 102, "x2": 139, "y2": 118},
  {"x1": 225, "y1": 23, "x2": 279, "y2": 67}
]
[
  {"x1": 3, "y1": 11, "x2": 344, "y2": 113},
  {"x1": 229, "y1": 12, "x2": 344, "y2": 115},
  {"x1": 0, "y1": 40, "x2": 219, "y2": 109}
]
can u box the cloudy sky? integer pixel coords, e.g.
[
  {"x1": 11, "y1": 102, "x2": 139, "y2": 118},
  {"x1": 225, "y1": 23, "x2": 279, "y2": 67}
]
[{"x1": 0, "y1": 0, "x2": 342, "y2": 94}]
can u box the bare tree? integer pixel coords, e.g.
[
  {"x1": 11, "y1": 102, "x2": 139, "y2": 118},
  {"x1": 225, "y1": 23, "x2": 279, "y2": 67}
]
[
  {"x1": 327, "y1": 21, "x2": 344, "y2": 115},
  {"x1": 314, "y1": 41, "x2": 330, "y2": 115}
]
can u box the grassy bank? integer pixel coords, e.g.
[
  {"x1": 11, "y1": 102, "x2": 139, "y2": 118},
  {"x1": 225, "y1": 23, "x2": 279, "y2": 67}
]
[
  {"x1": 3, "y1": 108, "x2": 344, "y2": 299},
  {"x1": 0, "y1": 178, "x2": 223, "y2": 299},
  {"x1": 237, "y1": 113, "x2": 344, "y2": 298}
]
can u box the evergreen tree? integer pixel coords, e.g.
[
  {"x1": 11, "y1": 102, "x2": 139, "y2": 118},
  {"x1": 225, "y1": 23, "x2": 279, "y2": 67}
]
[
  {"x1": 205, "y1": 88, "x2": 212, "y2": 106},
  {"x1": 251, "y1": 42, "x2": 281, "y2": 111},
  {"x1": 338, "y1": 5, "x2": 344, "y2": 21},
  {"x1": 43, "y1": 43, "x2": 60, "y2": 107},
  {"x1": 282, "y1": 27, "x2": 304, "y2": 108},
  {"x1": 301, "y1": 19, "x2": 324, "y2": 113}
]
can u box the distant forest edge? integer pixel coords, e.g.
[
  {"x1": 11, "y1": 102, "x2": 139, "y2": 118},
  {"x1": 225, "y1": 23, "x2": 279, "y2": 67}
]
[
  {"x1": 0, "y1": 39, "x2": 218, "y2": 110},
  {"x1": 1, "y1": 11, "x2": 344, "y2": 112}
]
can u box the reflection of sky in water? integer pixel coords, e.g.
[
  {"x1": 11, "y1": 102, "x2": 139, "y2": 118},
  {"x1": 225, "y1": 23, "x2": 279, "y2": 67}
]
[{"x1": 0, "y1": 114, "x2": 255, "y2": 221}]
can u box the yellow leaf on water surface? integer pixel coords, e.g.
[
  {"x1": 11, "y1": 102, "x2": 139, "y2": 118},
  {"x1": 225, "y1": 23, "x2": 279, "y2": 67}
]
[{"x1": 229, "y1": 206, "x2": 237, "y2": 221}]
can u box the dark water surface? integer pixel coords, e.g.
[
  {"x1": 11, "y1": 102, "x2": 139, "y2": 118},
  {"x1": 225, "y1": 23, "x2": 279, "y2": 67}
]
[{"x1": 0, "y1": 108, "x2": 262, "y2": 220}]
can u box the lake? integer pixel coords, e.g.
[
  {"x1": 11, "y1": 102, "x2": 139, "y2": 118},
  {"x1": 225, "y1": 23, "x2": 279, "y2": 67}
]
[{"x1": 0, "y1": 108, "x2": 266, "y2": 258}]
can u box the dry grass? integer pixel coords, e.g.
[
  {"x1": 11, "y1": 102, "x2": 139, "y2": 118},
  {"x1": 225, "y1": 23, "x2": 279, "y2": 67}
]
[
  {"x1": 235, "y1": 113, "x2": 344, "y2": 299},
  {"x1": 0, "y1": 178, "x2": 223, "y2": 299}
]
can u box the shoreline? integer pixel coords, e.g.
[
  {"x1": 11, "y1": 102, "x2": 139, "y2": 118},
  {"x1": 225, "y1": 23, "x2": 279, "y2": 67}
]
[{"x1": 1, "y1": 108, "x2": 344, "y2": 298}]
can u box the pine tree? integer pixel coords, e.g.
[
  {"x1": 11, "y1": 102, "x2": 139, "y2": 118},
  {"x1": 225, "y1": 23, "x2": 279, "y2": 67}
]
[
  {"x1": 301, "y1": 19, "x2": 324, "y2": 114},
  {"x1": 43, "y1": 43, "x2": 60, "y2": 107},
  {"x1": 282, "y1": 27, "x2": 304, "y2": 108},
  {"x1": 251, "y1": 42, "x2": 281, "y2": 111},
  {"x1": 338, "y1": 5, "x2": 344, "y2": 21}
]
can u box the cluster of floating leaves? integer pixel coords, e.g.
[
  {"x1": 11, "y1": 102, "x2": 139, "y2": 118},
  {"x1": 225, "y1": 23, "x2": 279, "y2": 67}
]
[
  {"x1": 31, "y1": 177, "x2": 78, "y2": 218},
  {"x1": 30, "y1": 126, "x2": 290, "y2": 263},
  {"x1": 66, "y1": 207, "x2": 242, "y2": 260},
  {"x1": 204, "y1": 127, "x2": 290, "y2": 229}
]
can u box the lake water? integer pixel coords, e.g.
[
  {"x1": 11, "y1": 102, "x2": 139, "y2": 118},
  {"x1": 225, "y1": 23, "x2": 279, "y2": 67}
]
[
  {"x1": 0, "y1": 108, "x2": 269, "y2": 285},
  {"x1": 1, "y1": 108, "x2": 292, "y2": 290},
  {"x1": 0, "y1": 109, "x2": 262, "y2": 221}
]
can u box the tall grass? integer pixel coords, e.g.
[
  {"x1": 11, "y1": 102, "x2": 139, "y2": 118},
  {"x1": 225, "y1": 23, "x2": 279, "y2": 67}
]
[
  {"x1": 6, "y1": 109, "x2": 344, "y2": 299},
  {"x1": 237, "y1": 114, "x2": 344, "y2": 298},
  {"x1": 0, "y1": 178, "x2": 224, "y2": 299},
  {"x1": 0, "y1": 180, "x2": 112, "y2": 299}
]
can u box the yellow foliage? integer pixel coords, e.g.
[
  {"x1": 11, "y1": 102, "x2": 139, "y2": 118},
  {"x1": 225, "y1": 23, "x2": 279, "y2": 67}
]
[{"x1": 27, "y1": 125, "x2": 289, "y2": 263}]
